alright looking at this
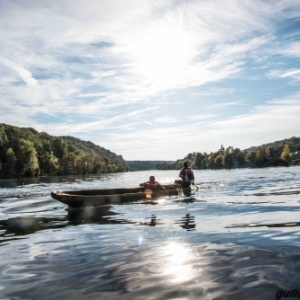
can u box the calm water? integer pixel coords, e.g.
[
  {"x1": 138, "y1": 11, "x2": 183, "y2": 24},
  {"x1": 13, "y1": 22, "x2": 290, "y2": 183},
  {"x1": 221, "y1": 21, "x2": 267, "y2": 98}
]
[{"x1": 1, "y1": 167, "x2": 300, "y2": 300}]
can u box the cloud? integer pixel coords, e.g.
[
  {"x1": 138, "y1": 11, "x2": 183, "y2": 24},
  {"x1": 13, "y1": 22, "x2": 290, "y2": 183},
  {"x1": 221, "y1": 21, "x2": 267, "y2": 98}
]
[
  {"x1": 0, "y1": 0, "x2": 300, "y2": 159},
  {"x1": 205, "y1": 93, "x2": 300, "y2": 145},
  {"x1": 207, "y1": 101, "x2": 245, "y2": 109},
  {"x1": 34, "y1": 106, "x2": 160, "y2": 135},
  {"x1": 92, "y1": 92, "x2": 300, "y2": 159},
  {"x1": 0, "y1": 0, "x2": 286, "y2": 95},
  {"x1": 190, "y1": 88, "x2": 236, "y2": 97},
  {"x1": 190, "y1": 115, "x2": 217, "y2": 121},
  {"x1": 0, "y1": 57, "x2": 38, "y2": 86},
  {"x1": 154, "y1": 117, "x2": 177, "y2": 124},
  {"x1": 278, "y1": 41, "x2": 300, "y2": 58},
  {"x1": 267, "y1": 68, "x2": 300, "y2": 82}
]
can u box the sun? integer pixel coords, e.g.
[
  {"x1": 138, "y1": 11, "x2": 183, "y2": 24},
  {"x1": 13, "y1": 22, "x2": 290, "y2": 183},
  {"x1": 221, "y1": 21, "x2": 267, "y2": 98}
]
[{"x1": 127, "y1": 19, "x2": 196, "y2": 89}]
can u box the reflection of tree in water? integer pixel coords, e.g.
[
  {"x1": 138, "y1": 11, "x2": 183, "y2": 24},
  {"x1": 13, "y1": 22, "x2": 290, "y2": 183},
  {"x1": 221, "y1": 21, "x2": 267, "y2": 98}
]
[{"x1": 178, "y1": 214, "x2": 196, "y2": 231}]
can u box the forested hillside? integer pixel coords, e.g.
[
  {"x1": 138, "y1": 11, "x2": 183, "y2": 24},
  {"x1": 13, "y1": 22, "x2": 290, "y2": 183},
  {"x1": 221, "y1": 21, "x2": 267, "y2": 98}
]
[
  {"x1": 157, "y1": 136, "x2": 300, "y2": 170},
  {"x1": 126, "y1": 161, "x2": 174, "y2": 171},
  {"x1": 0, "y1": 124, "x2": 129, "y2": 178},
  {"x1": 244, "y1": 136, "x2": 300, "y2": 153}
]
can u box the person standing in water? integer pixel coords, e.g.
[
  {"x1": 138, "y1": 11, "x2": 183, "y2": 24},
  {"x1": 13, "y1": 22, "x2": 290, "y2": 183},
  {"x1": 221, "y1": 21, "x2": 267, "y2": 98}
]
[{"x1": 179, "y1": 162, "x2": 195, "y2": 189}]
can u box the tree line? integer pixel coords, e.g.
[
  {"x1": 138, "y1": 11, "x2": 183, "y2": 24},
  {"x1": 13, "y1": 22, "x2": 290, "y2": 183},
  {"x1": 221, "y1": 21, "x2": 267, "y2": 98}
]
[
  {"x1": 0, "y1": 124, "x2": 129, "y2": 178},
  {"x1": 1, "y1": 123, "x2": 299, "y2": 177},
  {"x1": 156, "y1": 137, "x2": 300, "y2": 170},
  {"x1": 126, "y1": 160, "x2": 174, "y2": 171}
]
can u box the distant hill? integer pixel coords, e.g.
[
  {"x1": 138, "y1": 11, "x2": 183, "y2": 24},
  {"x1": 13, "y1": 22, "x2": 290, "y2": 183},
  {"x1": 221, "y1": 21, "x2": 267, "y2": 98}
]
[
  {"x1": 157, "y1": 136, "x2": 300, "y2": 170},
  {"x1": 243, "y1": 136, "x2": 300, "y2": 153},
  {"x1": 0, "y1": 123, "x2": 129, "y2": 178},
  {"x1": 126, "y1": 160, "x2": 174, "y2": 171}
]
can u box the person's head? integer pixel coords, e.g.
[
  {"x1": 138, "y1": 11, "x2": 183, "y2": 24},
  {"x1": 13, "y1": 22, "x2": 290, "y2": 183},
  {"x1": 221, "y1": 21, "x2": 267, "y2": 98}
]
[
  {"x1": 149, "y1": 175, "x2": 155, "y2": 182},
  {"x1": 183, "y1": 162, "x2": 188, "y2": 168}
]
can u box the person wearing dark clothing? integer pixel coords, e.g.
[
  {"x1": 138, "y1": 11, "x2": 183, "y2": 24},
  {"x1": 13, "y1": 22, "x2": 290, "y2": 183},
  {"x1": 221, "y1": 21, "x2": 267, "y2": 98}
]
[{"x1": 179, "y1": 162, "x2": 195, "y2": 189}]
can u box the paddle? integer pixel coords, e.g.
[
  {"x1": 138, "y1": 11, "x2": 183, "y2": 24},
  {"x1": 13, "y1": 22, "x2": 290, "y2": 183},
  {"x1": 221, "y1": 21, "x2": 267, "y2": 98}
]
[
  {"x1": 177, "y1": 178, "x2": 199, "y2": 190},
  {"x1": 192, "y1": 182, "x2": 199, "y2": 190}
]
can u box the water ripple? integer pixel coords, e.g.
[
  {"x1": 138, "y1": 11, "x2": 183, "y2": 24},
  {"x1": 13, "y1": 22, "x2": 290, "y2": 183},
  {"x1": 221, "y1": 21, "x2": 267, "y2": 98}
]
[{"x1": 0, "y1": 168, "x2": 300, "y2": 299}]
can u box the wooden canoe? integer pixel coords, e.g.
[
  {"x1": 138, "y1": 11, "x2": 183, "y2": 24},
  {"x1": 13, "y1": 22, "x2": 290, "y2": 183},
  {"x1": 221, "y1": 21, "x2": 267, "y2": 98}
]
[{"x1": 51, "y1": 183, "x2": 187, "y2": 208}]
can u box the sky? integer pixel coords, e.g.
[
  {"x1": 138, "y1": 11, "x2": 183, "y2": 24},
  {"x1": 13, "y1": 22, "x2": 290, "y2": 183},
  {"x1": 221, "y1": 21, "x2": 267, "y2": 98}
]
[{"x1": 0, "y1": 0, "x2": 300, "y2": 160}]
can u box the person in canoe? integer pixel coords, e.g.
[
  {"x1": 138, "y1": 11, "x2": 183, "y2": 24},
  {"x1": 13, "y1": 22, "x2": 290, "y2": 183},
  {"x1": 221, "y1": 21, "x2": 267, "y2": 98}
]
[
  {"x1": 179, "y1": 162, "x2": 195, "y2": 189},
  {"x1": 140, "y1": 176, "x2": 166, "y2": 199},
  {"x1": 140, "y1": 176, "x2": 166, "y2": 191}
]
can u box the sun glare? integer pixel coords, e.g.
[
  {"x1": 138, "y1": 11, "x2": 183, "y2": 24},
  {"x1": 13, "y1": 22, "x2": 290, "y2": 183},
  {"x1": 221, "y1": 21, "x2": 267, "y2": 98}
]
[
  {"x1": 129, "y1": 21, "x2": 196, "y2": 89},
  {"x1": 160, "y1": 242, "x2": 196, "y2": 283}
]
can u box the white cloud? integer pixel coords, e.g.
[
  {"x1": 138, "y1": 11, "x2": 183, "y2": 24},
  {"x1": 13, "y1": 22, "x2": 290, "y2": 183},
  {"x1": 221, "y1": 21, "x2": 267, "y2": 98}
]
[
  {"x1": 268, "y1": 68, "x2": 300, "y2": 82},
  {"x1": 278, "y1": 41, "x2": 300, "y2": 58},
  {"x1": 154, "y1": 117, "x2": 177, "y2": 124},
  {"x1": 205, "y1": 93, "x2": 300, "y2": 146},
  {"x1": 190, "y1": 115, "x2": 217, "y2": 121},
  {"x1": 93, "y1": 92, "x2": 300, "y2": 159},
  {"x1": 0, "y1": 0, "x2": 300, "y2": 160},
  {"x1": 190, "y1": 88, "x2": 235, "y2": 97},
  {"x1": 208, "y1": 101, "x2": 245, "y2": 109},
  {"x1": 0, "y1": 57, "x2": 38, "y2": 86}
]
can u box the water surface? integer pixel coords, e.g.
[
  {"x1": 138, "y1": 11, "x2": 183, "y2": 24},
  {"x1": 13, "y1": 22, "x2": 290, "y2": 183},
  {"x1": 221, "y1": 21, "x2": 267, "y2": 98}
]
[{"x1": 1, "y1": 167, "x2": 300, "y2": 299}]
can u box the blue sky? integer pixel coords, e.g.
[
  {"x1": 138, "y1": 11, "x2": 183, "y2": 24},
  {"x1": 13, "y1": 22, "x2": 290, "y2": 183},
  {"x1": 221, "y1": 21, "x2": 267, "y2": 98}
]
[{"x1": 0, "y1": 0, "x2": 299, "y2": 160}]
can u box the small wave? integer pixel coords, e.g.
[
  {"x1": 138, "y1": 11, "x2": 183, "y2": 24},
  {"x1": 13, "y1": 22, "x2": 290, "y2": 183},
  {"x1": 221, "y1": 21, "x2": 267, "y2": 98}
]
[
  {"x1": 227, "y1": 221, "x2": 300, "y2": 228},
  {"x1": 249, "y1": 190, "x2": 300, "y2": 196}
]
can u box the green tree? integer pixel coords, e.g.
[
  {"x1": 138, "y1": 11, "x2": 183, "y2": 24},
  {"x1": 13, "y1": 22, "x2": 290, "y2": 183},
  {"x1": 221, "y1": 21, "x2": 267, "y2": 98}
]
[
  {"x1": 201, "y1": 158, "x2": 208, "y2": 169},
  {"x1": 193, "y1": 152, "x2": 205, "y2": 169},
  {"x1": 16, "y1": 139, "x2": 40, "y2": 177},
  {"x1": 0, "y1": 125, "x2": 8, "y2": 147},
  {"x1": 222, "y1": 146, "x2": 234, "y2": 169},
  {"x1": 233, "y1": 148, "x2": 246, "y2": 167},
  {"x1": 52, "y1": 138, "x2": 68, "y2": 173},
  {"x1": 255, "y1": 146, "x2": 269, "y2": 167},
  {"x1": 52, "y1": 138, "x2": 68, "y2": 159},
  {"x1": 214, "y1": 154, "x2": 223, "y2": 169},
  {"x1": 280, "y1": 144, "x2": 291, "y2": 163},
  {"x1": 207, "y1": 152, "x2": 217, "y2": 169},
  {"x1": 0, "y1": 125, "x2": 9, "y2": 171},
  {"x1": 39, "y1": 150, "x2": 59, "y2": 175},
  {"x1": 245, "y1": 151, "x2": 257, "y2": 167},
  {"x1": 235, "y1": 151, "x2": 246, "y2": 167},
  {"x1": 5, "y1": 148, "x2": 17, "y2": 178}
]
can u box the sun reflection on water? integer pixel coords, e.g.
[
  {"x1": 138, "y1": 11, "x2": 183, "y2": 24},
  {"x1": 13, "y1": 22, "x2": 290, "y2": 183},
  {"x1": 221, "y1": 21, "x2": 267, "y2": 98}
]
[{"x1": 160, "y1": 241, "x2": 197, "y2": 283}]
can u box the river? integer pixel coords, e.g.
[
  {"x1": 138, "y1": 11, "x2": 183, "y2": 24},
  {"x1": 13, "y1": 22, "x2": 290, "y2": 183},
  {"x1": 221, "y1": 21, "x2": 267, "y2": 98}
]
[{"x1": 1, "y1": 167, "x2": 300, "y2": 299}]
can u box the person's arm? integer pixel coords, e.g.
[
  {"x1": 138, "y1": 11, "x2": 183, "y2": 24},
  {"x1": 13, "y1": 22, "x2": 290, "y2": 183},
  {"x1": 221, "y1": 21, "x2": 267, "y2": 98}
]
[
  {"x1": 161, "y1": 184, "x2": 166, "y2": 191},
  {"x1": 157, "y1": 183, "x2": 166, "y2": 191},
  {"x1": 191, "y1": 169, "x2": 195, "y2": 183}
]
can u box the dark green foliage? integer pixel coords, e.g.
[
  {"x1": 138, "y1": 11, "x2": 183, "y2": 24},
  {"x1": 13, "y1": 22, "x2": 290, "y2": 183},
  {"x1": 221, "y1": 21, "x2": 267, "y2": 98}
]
[
  {"x1": 0, "y1": 124, "x2": 129, "y2": 178},
  {"x1": 157, "y1": 137, "x2": 300, "y2": 170},
  {"x1": 15, "y1": 139, "x2": 40, "y2": 177},
  {"x1": 244, "y1": 136, "x2": 300, "y2": 153},
  {"x1": 126, "y1": 161, "x2": 174, "y2": 171},
  {"x1": 280, "y1": 144, "x2": 291, "y2": 163}
]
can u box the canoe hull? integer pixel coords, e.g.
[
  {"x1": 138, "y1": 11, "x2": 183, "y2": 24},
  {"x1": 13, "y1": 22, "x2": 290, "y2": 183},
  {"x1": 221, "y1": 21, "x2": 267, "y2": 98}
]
[
  {"x1": 51, "y1": 191, "x2": 147, "y2": 208},
  {"x1": 51, "y1": 184, "x2": 183, "y2": 208}
]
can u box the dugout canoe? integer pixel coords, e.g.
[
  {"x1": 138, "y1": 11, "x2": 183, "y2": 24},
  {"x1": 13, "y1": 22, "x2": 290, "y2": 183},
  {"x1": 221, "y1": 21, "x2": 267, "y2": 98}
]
[{"x1": 51, "y1": 183, "x2": 187, "y2": 208}]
